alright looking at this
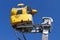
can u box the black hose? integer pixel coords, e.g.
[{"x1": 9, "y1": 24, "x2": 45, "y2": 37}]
[
  {"x1": 22, "y1": 32, "x2": 27, "y2": 40},
  {"x1": 14, "y1": 30, "x2": 21, "y2": 40}
]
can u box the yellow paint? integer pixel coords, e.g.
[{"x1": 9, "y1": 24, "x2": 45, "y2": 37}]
[
  {"x1": 32, "y1": 9, "x2": 38, "y2": 14},
  {"x1": 22, "y1": 8, "x2": 27, "y2": 14},
  {"x1": 11, "y1": 8, "x2": 17, "y2": 15},
  {"x1": 10, "y1": 14, "x2": 32, "y2": 26},
  {"x1": 10, "y1": 5, "x2": 37, "y2": 26}
]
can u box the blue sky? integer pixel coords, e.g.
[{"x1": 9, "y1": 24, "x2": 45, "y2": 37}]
[{"x1": 0, "y1": 0, "x2": 60, "y2": 40}]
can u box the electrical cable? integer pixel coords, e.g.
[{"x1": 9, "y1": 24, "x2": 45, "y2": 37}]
[
  {"x1": 14, "y1": 30, "x2": 21, "y2": 40},
  {"x1": 14, "y1": 29, "x2": 27, "y2": 40},
  {"x1": 22, "y1": 32, "x2": 27, "y2": 40}
]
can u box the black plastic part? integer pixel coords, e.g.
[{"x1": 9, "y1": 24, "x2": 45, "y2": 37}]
[
  {"x1": 41, "y1": 24, "x2": 51, "y2": 32},
  {"x1": 27, "y1": 6, "x2": 32, "y2": 14},
  {"x1": 17, "y1": 10, "x2": 22, "y2": 14}
]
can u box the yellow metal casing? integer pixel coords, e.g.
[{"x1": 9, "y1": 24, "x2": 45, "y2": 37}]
[
  {"x1": 11, "y1": 14, "x2": 32, "y2": 26},
  {"x1": 11, "y1": 8, "x2": 17, "y2": 15},
  {"x1": 10, "y1": 7, "x2": 32, "y2": 26},
  {"x1": 31, "y1": 9, "x2": 38, "y2": 14}
]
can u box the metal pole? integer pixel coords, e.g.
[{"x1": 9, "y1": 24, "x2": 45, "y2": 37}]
[{"x1": 42, "y1": 29, "x2": 49, "y2": 40}]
